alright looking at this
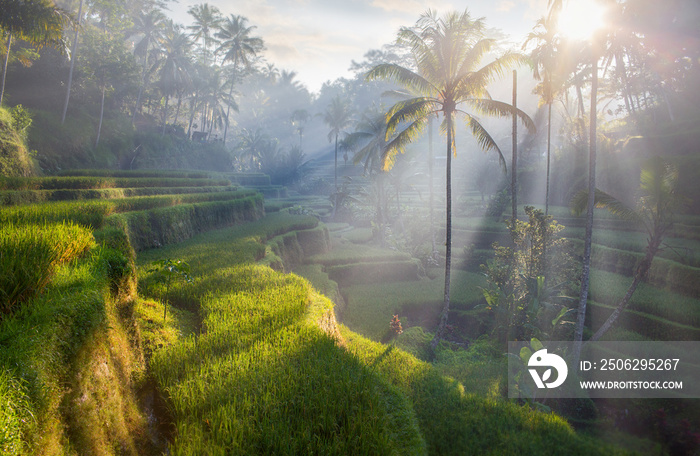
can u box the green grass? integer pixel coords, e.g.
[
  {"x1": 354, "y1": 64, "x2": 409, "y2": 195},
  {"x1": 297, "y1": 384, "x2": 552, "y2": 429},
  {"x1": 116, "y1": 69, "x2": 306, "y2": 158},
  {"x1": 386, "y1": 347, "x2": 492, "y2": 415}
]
[
  {"x1": 341, "y1": 227, "x2": 374, "y2": 244},
  {"x1": 0, "y1": 222, "x2": 94, "y2": 312},
  {"x1": 0, "y1": 176, "x2": 230, "y2": 191},
  {"x1": 0, "y1": 185, "x2": 235, "y2": 206},
  {"x1": 341, "y1": 327, "x2": 630, "y2": 456},
  {"x1": 341, "y1": 270, "x2": 486, "y2": 341},
  {"x1": 138, "y1": 216, "x2": 427, "y2": 455},
  {"x1": 588, "y1": 269, "x2": 700, "y2": 327},
  {"x1": 0, "y1": 190, "x2": 257, "y2": 227},
  {"x1": 308, "y1": 240, "x2": 411, "y2": 266},
  {"x1": 0, "y1": 246, "x2": 148, "y2": 454}
]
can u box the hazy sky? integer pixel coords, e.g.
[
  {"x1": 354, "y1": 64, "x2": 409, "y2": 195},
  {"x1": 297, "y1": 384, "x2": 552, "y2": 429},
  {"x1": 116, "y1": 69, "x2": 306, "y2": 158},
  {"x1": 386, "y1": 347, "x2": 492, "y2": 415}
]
[{"x1": 166, "y1": 0, "x2": 548, "y2": 94}]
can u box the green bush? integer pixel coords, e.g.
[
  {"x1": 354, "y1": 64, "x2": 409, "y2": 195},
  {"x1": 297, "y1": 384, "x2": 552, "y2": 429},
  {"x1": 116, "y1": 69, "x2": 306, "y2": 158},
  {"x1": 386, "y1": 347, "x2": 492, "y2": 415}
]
[{"x1": 0, "y1": 222, "x2": 94, "y2": 314}]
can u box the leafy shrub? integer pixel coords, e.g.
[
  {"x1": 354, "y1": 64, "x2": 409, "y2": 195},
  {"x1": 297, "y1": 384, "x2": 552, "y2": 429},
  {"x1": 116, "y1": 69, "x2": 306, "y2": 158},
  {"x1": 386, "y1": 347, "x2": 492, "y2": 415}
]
[{"x1": 0, "y1": 222, "x2": 94, "y2": 314}]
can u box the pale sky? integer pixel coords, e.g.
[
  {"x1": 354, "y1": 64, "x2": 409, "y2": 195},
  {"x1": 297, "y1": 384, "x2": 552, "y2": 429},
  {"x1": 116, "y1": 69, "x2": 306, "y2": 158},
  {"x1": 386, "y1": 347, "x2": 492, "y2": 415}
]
[{"x1": 166, "y1": 0, "x2": 548, "y2": 94}]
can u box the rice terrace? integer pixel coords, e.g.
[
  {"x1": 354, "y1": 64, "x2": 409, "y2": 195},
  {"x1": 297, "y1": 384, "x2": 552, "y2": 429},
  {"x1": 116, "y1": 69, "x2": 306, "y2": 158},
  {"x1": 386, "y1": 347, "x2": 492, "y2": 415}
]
[{"x1": 1, "y1": 0, "x2": 699, "y2": 454}]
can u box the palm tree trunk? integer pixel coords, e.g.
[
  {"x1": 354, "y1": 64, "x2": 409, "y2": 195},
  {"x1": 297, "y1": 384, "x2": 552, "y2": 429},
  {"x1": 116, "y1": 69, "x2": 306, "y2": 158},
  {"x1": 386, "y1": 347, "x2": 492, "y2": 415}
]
[
  {"x1": 0, "y1": 33, "x2": 12, "y2": 106},
  {"x1": 431, "y1": 112, "x2": 453, "y2": 351},
  {"x1": 590, "y1": 228, "x2": 663, "y2": 342},
  {"x1": 377, "y1": 175, "x2": 385, "y2": 247},
  {"x1": 132, "y1": 34, "x2": 151, "y2": 126},
  {"x1": 511, "y1": 69, "x2": 518, "y2": 227},
  {"x1": 334, "y1": 133, "x2": 339, "y2": 191},
  {"x1": 545, "y1": 101, "x2": 552, "y2": 215},
  {"x1": 187, "y1": 93, "x2": 197, "y2": 139},
  {"x1": 428, "y1": 116, "x2": 436, "y2": 258},
  {"x1": 95, "y1": 83, "x2": 106, "y2": 147},
  {"x1": 62, "y1": 0, "x2": 83, "y2": 124},
  {"x1": 161, "y1": 95, "x2": 169, "y2": 136},
  {"x1": 574, "y1": 51, "x2": 598, "y2": 366},
  {"x1": 223, "y1": 77, "x2": 234, "y2": 144},
  {"x1": 173, "y1": 94, "x2": 182, "y2": 126}
]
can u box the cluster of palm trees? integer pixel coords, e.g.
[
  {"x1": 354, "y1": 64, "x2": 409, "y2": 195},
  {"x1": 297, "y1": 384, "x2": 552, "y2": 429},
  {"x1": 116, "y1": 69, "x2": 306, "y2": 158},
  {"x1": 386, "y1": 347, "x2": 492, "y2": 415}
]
[{"x1": 128, "y1": 4, "x2": 264, "y2": 142}]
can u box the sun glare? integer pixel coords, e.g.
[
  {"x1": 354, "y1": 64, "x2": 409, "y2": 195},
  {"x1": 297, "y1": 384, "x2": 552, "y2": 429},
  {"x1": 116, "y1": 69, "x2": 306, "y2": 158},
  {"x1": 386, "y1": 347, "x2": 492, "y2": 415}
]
[{"x1": 558, "y1": 0, "x2": 606, "y2": 41}]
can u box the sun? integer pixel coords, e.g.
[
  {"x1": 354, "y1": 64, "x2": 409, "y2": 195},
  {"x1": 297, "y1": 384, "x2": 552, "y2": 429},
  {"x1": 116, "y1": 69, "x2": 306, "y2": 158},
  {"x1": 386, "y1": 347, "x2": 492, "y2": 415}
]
[{"x1": 557, "y1": 0, "x2": 607, "y2": 41}]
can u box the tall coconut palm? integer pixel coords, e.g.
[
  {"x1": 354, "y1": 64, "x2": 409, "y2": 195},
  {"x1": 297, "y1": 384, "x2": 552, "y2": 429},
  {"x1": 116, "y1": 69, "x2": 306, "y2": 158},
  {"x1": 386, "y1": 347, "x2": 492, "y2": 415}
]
[
  {"x1": 186, "y1": 3, "x2": 222, "y2": 64},
  {"x1": 215, "y1": 15, "x2": 263, "y2": 144},
  {"x1": 367, "y1": 9, "x2": 534, "y2": 350},
  {"x1": 524, "y1": 13, "x2": 563, "y2": 216},
  {"x1": 322, "y1": 95, "x2": 353, "y2": 193},
  {"x1": 129, "y1": 8, "x2": 165, "y2": 125},
  {"x1": 0, "y1": 0, "x2": 68, "y2": 105},
  {"x1": 573, "y1": 26, "x2": 609, "y2": 366}
]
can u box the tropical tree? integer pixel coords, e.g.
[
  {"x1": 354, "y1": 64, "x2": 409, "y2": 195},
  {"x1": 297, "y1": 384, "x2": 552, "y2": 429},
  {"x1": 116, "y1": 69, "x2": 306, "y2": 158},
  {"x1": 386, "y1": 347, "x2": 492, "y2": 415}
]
[
  {"x1": 367, "y1": 9, "x2": 534, "y2": 350},
  {"x1": 0, "y1": 0, "x2": 69, "y2": 105},
  {"x1": 571, "y1": 157, "x2": 682, "y2": 342},
  {"x1": 129, "y1": 8, "x2": 165, "y2": 124},
  {"x1": 155, "y1": 22, "x2": 193, "y2": 135},
  {"x1": 572, "y1": 19, "x2": 609, "y2": 365},
  {"x1": 186, "y1": 3, "x2": 222, "y2": 64},
  {"x1": 524, "y1": 13, "x2": 563, "y2": 216},
  {"x1": 322, "y1": 95, "x2": 353, "y2": 193},
  {"x1": 215, "y1": 14, "x2": 263, "y2": 144},
  {"x1": 344, "y1": 109, "x2": 391, "y2": 245}
]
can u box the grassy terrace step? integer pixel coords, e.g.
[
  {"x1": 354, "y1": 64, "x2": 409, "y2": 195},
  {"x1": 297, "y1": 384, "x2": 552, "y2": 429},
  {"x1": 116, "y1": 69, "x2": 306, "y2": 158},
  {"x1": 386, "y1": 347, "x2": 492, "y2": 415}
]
[
  {"x1": 341, "y1": 328, "x2": 627, "y2": 456},
  {"x1": 341, "y1": 269, "x2": 486, "y2": 341},
  {"x1": 588, "y1": 269, "x2": 700, "y2": 333},
  {"x1": 136, "y1": 212, "x2": 623, "y2": 455},
  {"x1": 0, "y1": 190, "x2": 259, "y2": 227},
  {"x1": 307, "y1": 240, "x2": 412, "y2": 267},
  {"x1": 57, "y1": 169, "x2": 215, "y2": 178},
  {"x1": 137, "y1": 215, "x2": 425, "y2": 455},
  {"x1": 0, "y1": 176, "x2": 230, "y2": 191},
  {"x1": 0, "y1": 185, "x2": 235, "y2": 206}
]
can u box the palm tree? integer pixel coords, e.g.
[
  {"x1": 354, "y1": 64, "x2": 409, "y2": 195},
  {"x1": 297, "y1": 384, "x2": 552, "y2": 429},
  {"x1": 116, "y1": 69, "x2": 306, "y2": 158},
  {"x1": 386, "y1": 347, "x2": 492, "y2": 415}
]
[
  {"x1": 0, "y1": 0, "x2": 68, "y2": 105},
  {"x1": 155, "y1": 22, "x2": 193, "y2": 135},
  {"x1": 198, "y1": 66, "x2": 236, "y2": 140},
  {"x1": 573, "y1": 24, "x2": 609, "y2": 366},
  {"x1": 129, "y1": 8, "x2": 165, "y2": 125},
  {"x1": 367, "y1": 9, "x2": 534, "y2": 350},
  {"x1": 571, "y1": 157, "x2": 682, "y2": 341},
  {"x1": 215, "y1": 15, "x2": 263, "y2": 144},
  {"x1": 524, "y1": 13, "x2": 563, "y2": 216},
  {"x1": 186, "y1": 3, "x2": 222, "y2": 64},
  {"x1": 322, "y1": 95, "x2": 353, "y2": 193},
  {"x1": 344, "y1": 109, "x2": 391, "y2": 245}
]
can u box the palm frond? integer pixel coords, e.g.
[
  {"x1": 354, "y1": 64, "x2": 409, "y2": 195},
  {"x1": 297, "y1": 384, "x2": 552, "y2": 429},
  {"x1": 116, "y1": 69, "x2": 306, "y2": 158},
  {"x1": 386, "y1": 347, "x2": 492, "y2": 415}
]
[
  {"x1": 366, "y1": 63, "x2": 436, "y2": 95},
  {"x1": 464, "y1": 114, "x2": 507, "y2": 172},
  {"x1": 385, "y1": 98, "x2": 436, "y2": 137},
  {"x1": 382, "y1": 117, "x2": 428, "y2": 170},
  {"x1": 570, "y1": 188, "x2": 639, "y2": 221},
  {"x1": 467, "y1": 98, "x2": 536, "y2": 133}
]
